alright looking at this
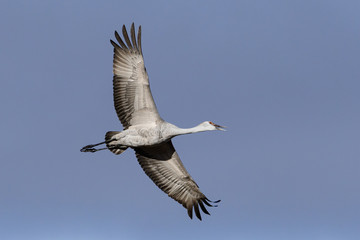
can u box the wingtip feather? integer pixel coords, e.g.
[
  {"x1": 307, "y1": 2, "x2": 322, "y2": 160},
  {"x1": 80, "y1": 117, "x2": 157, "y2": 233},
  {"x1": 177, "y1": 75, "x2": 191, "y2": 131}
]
[
  {"x1": 198, "y1": 201, "x2": 210, "y2": 215},
  {"x1": 114, "y1": 31, "x2": 127, "y2": 49},
  {"x1": 194, "y1": 204, "x2": 202, "y2": 221},
  {"x1": 130, "y1": 22, "x2": 138, "y2": 51},
  {"x1": 138, "y1": 25, "x2": 142, "y2": 54},
  {"x1": 122, "y1": 24, "x2": 132, "y2": 49},
  {"x1": 110, "y1": 39, "x2": 118, "y2": 48},
  {"x1": 203, "y1": 198, "x2": 221, "y2": 208},
  {"x1": 187, "y1": 207, "x2": 193, "y2": 219}
]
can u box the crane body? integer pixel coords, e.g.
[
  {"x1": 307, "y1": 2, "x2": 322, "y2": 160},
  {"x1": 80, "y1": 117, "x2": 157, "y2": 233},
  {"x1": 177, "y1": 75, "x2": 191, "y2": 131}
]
[{"x1": 81, "y1": 23, "x2": 224, "y2": 220}]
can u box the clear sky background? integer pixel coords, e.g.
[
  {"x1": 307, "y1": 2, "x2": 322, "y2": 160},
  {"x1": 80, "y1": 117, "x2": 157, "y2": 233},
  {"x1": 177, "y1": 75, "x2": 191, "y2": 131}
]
[{"x1": 1, "y1": 1, "x2": 359, "y2": 239}]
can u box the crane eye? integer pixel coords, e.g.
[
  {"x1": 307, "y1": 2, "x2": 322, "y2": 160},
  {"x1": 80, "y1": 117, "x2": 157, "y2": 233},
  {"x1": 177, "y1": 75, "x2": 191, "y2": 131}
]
[{"x1": 209, "y1": 121, "x2": 214, "y2": 125}]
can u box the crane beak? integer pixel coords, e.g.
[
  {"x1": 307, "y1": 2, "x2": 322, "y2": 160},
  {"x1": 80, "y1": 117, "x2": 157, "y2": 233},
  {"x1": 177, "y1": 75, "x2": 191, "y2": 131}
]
[{"x1": 214, "y1": 123, "x2": 226, "y2": 131}]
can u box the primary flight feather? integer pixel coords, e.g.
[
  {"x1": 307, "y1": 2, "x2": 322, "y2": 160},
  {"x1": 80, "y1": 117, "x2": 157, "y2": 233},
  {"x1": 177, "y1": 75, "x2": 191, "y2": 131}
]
[{"x1": 81, "y1": 23, "x2": 224, "y2": 220}]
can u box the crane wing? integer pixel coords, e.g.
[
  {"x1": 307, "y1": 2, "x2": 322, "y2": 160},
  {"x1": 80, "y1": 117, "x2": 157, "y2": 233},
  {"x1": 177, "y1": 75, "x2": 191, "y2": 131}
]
[
  {"x1": 110, "y1": 23, "x2": 161, "y2": 129},
  {"x1": 134, "y1": 140, "x2": 219, "y2": 220}
]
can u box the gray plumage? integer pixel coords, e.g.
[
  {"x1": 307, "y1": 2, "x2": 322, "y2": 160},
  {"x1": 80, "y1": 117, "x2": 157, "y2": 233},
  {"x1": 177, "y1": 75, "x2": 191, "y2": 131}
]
[{"x1": 81, "y1": 23, "x2": 224, "y2": 220}]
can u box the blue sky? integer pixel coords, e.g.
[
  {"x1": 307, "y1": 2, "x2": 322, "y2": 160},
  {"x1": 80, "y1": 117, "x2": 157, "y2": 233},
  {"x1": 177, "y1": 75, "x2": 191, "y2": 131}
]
[{"x1": 1, "y1": 0, "x2": 359, "y2": 239}]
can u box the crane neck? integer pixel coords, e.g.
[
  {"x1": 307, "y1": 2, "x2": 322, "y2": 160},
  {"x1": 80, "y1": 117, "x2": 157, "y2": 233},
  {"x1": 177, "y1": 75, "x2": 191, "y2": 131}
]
[{"x1": 169, "y1": 124, "x2": 209, "y2": 137}]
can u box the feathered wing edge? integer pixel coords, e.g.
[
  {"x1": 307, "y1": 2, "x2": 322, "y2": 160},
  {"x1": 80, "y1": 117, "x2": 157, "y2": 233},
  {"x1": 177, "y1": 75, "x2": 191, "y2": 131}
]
[
  {"x1": 110, "y1": 23, "x2": 160, "y2": 129},
  {"x1": 110, "y1": 23, "x2": 142, "y2": 55},
  {"x1": 109, "y1": 23, "x2": 142, "y2": 129},
  {"x1": 134, "y1": 141, "x2": 220, "y2": 220}
]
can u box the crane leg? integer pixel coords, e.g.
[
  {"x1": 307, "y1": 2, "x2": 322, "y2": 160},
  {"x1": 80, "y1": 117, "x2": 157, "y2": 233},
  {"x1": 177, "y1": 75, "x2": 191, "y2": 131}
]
[
  {"x1": 80, "y1": 139, "x2": 117, "y2": 153},
  {"x1": 80, "y1": 141, "x2": 106, "y2": 152}
]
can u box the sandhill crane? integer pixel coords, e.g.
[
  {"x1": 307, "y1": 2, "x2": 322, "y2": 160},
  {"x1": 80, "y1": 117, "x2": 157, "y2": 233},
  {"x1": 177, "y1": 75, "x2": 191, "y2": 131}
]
[{"x1": 81, "y1": 23, "x2": 225, "y2": 220}]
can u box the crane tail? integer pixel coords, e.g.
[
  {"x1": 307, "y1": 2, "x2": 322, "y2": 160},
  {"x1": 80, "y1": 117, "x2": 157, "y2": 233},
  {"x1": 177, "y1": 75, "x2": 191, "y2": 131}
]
[{"x1": 105, "y1": 131, "x2": 129, "y2": 155}]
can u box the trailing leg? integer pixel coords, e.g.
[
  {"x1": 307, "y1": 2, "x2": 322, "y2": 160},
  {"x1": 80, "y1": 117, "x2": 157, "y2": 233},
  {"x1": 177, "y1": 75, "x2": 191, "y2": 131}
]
[{"x1": 80, "y1": 141, "x2": 107, "y2": 152}]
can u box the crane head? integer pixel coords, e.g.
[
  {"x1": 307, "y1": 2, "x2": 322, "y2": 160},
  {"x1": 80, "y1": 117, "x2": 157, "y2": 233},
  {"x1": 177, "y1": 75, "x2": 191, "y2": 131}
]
[{"x1": 207, "y1": 121, "x2": 226, "y2": 131}]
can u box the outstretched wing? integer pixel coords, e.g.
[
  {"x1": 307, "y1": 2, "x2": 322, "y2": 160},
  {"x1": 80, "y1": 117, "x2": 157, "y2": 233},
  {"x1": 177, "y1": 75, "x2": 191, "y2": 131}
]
[
  {"x1": 135, "y1": 141, "x2": 220, "y2": 220},
  {"x1": 110, "y1": 23, "x2": 161, "y2": 129}
]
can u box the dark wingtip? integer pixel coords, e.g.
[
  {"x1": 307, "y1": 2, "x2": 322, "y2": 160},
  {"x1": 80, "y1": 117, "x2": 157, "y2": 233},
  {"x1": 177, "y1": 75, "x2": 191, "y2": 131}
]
[
  {"x1": 122, "y1": 24, "x2": 132, "y2": 49},
  {"x1": 206, "y1": 197, "x2": 221, "y2": 203},
  {"x1": 114, "y1": 30, "x2": 120, "y2": 41},
  {"x1": 187, "y1": 207, "x2": 193, "y2": 219},
  {"x1": 110, "y1": 39, "x2": 117, "y2": 48},
  {"x1": 198, "y1": 201, "x2": 210, "y2": 215},
  {"x1": 138, "y1": 25, "x2": 142, "y2": 54},
  {"x1": 194, "y1": 204, "x2": 202, "y2": 221},
  {"x1": 186, "y1": 198, "x2": 219, "y2": 220},
  {"x1": 203, "y1": 198, "x2": 221, "y2": 208},
  {"x1": 130, "y1": 22, "x2": 138, "y2": 51},
  {"x1": 113, "y1": 30, "x2": 127, "y2": 49}
]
